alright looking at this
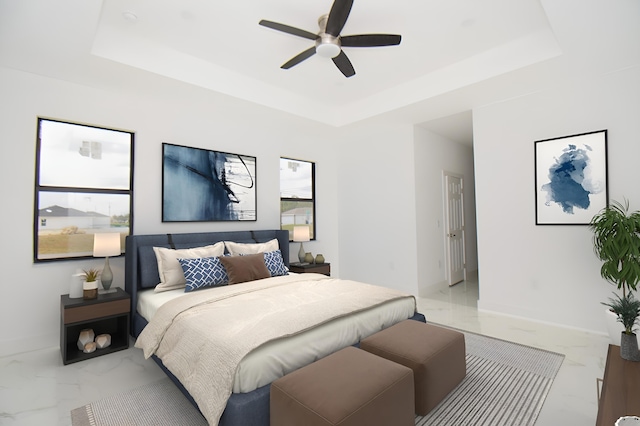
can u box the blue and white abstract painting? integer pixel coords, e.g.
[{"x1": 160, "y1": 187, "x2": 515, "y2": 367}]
[
  {"x1": 162, "y1": 143, "x2": 256, "y2": 222},
  {"x1": 535, "y1": 130, "x2": 607, "y2": 225}
]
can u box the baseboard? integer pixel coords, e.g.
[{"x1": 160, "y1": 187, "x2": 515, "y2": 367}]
[
  {"x1": 0, "y1": 333, "x2": 57, "y2": 358},
  {"x1": 464, "y1": 269, "x2": 478, "y2": 282},
  {"x1": 418, "y1": 280, "x2": 449, "y2": 297},
  {"x1": 477, "y1": 301, "x2": 609, "y2": 337}
]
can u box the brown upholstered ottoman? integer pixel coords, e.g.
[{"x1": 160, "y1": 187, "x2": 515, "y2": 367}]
[
  {"x1": 360, "y1": 320, "x2": 466, "y2": 415},
  {"x1": 270, "y1": 346, "x2": 415, "y2": 426}
]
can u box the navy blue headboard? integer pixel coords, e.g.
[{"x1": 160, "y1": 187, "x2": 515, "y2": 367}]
[{"x1": 125, "y1": 229, "x2": 290, "y2": 337}]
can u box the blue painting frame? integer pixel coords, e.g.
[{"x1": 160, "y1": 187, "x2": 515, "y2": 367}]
[
  {"x1": 162, "y1": 143, "x2": 256, "y2": 222},
  {"x1": 535, "y1": 130, "x2": 608, "y2": 225}
]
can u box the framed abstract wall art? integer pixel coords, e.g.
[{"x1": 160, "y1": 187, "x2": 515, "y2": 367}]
[
  {"x1": 534, "y1": 130, "x2": 608, "y2": 225},
  {"x1": 162, "y1": 143, "x2": 256, "y2": 222}
]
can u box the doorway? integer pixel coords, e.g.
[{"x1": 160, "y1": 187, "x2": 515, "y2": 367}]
[{"x1": 444, "y1": 171, "x2": 465, "y2": 286}]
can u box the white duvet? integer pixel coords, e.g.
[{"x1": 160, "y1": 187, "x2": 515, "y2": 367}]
[{"x1": 135, "y1": 273, "x2": 416, "y2": 425}]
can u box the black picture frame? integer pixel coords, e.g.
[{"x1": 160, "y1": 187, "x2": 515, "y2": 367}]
[
  {"x1": 162, "y1": 143, "x2": 257, "y2": 222},
  {"x1": 534, "y1": 129, "x2": 608, "y2": 225}
]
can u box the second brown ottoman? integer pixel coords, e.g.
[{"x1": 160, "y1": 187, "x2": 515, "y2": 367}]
[
  {"x1": 270, "y1": 346, "x2": 415, "y2": 426},
  {"x1": 360, "y1": 320, "x2": 466, "y2": 415}
]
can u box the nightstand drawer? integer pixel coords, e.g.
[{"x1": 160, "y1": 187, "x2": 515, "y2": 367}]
[{"x1": 63, "y1": 299, "x2": 129, "y2": 324}]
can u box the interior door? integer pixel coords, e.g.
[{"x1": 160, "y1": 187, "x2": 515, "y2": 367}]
[{"x1": 444, "y1": 172, "x2": 465, "y2": 286}]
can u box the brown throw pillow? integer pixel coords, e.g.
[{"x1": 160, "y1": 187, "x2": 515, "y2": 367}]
[{"x1": 219, "y1": 253, "x2": 271, "y2": 284}]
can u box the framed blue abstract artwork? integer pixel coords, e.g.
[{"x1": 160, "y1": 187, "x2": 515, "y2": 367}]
[
  {"x1": 162, "y1": 143, "x2": 256, "y2": 222},
  {"x1": 535, "y1": 130, "x2": 608, "y2": 225}
]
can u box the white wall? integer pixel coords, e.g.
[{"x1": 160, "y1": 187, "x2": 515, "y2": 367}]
[
  {"x1": 473, "y1": 65, "x2": 640, "y2": 333},
  {"x1": 0, "y1": 66, "x2": 341, "y2": 356},
  {"x1": 414, "y1": 127, "x2": 477, "y2": 295},
  {"x1": 335, "y1": 122, "x2": 419, "y2": 296},
  {"x1": 6, "y1": 54, "x2": 634, "y2": 358}
]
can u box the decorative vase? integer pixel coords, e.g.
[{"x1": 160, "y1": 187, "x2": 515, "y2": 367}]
[
  {"x1": 315, "y1": 254, "x2": 325, "y2": 264},
  {"x1": 304, "y1": 252, "x2": 314, "y2": 263},
  {"x1": 83, "y1": 280, "x2": 98, "y2": 300},
  {"x1": 620, "y1": 332, "x2": 640, "y2": 361}
]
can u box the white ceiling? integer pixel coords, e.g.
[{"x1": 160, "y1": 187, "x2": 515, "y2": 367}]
[{"x1": 0, "y1": 0, "x2": 638, "y2": 145}]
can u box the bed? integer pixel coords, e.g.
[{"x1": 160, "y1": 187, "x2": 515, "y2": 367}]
[{"x1": 125, "y1": 229, "x2": 425, "y2": 426}]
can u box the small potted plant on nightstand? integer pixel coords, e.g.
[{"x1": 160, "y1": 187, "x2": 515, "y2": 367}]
[
  {"x1": 589, "y1": 199, "x2": 640, "y2": 345},
  {"x1": 602, "y1": 292, "x2": 640, "y2": 361},
  {"x1": 82, "y1": 268, "x2": 100, "y2": 300}
]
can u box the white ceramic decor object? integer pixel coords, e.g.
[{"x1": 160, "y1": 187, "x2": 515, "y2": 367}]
[
  {"x1": 616, "y1": 416, "x2": 640, "y2": 426},
  {"x1": 77, "y1": 329, "x2": 95, "y2": 350},
  {"x1": 69, "y1": 272, "x2": 84, "y2": 298},
  {"x1": 95, "y1": 334, "x2": 111, "y2": 349},
  {"x1": 605, "y1": 308, "x2": 624, "y2": 346}
]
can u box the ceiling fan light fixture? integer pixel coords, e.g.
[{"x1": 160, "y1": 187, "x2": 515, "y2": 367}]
[{"x1": 316, "y1": 42, "x2": 341, "y2": 58}]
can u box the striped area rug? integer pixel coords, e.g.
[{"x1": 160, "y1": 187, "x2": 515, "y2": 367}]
[
  {"x1": 71, "y1": 329, "x2": 563, "y2": 426},
  {"x1": 415, "y1": 329, "x2": 564, "y2": 426}
]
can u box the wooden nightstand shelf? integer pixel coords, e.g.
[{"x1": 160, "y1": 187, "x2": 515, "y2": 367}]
[
  {"x1": 289, "y1": 262, "x2": 331, "y2": 276},
  {"x1": 60, "y1": 287, "x2": 130, "y2": 365}
]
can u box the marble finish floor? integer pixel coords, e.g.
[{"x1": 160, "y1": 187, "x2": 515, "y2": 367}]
[
  {"x1": 416, "y1": 278, "x2": 610, "y2": 426},
  {"x1": 1, "y1": 278, "x2": 610, "y2": 425}
]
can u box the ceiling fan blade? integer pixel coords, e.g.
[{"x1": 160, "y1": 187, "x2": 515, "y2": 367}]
[
  {"x1": 259, "y1": 20, "x2": 318, "y2": 40},
  {"x1": 325, "y1": 0, "x2": 354, "y2": 37},
  {"x1": 281, "y1": 46, "x2": 317, "y2": 69},
  {"x1": 332, "y1": 50, "x2": 355, "y2": 77},
  {"x1": 340, "y1": 34, "x2": 402, "y2": 47}
]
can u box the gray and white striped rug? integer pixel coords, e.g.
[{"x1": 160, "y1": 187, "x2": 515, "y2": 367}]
[
  {"x1": 415, "y1": 330, "x2": 564, "y2": 426},
  {"x1": 71, "y1": 329, "x2": 563, "y2": 426}
]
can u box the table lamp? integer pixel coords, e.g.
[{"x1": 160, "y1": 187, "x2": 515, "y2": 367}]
[
  {"x1": 293, "y1": 226, "x2": 310, "y2": 264},
  {"x1": 93, "y1": 233, "x2": 121, "y2": 293}
]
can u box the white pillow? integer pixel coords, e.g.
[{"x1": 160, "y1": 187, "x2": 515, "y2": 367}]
[
  {"x1": 153, "y1": 242, "x2": 225, "y2": 292},
  {"x1": 224, "y1": 238, "x2": 279, "y2": 255}
]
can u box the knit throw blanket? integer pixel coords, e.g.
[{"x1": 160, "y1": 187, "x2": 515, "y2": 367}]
[{"x1": 135, "y1": 274, "x2": 414, "y2": 425}]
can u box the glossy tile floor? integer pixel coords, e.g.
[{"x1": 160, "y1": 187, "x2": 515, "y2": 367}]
[
  {"x1": 0, "y1": 278, "x2": 610, "y2": 426},
  {"x1": 416, "y1": 277, "x2": 611, "y2": 426}
]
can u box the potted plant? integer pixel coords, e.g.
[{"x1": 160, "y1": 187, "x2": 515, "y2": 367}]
[
  {"x1": 82, "y1": 268, "x2": 100, "y2": 300},
  {"x1": 601, "y1": 293, "x2": 640, "y2": 360},
  {"x1": 589, "y1": 199, "x2": 640, "y2": 344}
]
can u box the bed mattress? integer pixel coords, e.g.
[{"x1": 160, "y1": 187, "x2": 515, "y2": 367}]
[{"x1": 136, "y1": 273, "x2": 416, "y2": 393}]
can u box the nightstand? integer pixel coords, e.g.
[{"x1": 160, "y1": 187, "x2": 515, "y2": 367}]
[
  {"x1": 60, "y1": 287, "x2": 130, "y2": 365},
  {"x1": 289, "y1": 262, "x2": 331, "y2": 276}
]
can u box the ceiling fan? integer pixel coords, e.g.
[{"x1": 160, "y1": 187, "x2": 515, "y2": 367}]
[{"x1": 259, "y1": 0, "x2": 401, "y2": 78}]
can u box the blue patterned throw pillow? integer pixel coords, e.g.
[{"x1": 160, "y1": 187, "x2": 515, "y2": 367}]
[
  {"x1": 178, "y1": 256, "x2": 229, "y2": 292},
  {"x1": 264, "y1": 250, "x2": 289, "y2": 277}
]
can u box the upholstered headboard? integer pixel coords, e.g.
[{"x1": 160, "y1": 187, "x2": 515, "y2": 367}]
[{"x1": 124, "y1": 229, "x2": 290, "y2": 336}]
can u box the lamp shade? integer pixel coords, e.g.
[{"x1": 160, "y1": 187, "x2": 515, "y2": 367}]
[
  {"x1": 293, "y1": 226, "x2": 310, "y2": 242},
  {"x1": 93, "y1": 233, "x2": 121, "y2": 257}
]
